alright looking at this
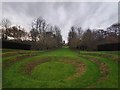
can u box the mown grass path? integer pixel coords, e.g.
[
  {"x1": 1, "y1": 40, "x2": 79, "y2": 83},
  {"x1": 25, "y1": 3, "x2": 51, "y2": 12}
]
[{"x1": 2, "y1": 47, "x2": 119, "y2": 88}]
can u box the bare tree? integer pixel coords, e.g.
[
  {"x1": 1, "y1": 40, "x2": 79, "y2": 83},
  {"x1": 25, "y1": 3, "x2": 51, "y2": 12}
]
[
  {"x1": 30, "y1": 28, "x2": 38, "y2": 42},
  {"x1": 7, "y1": 26, "x2": 27, "y2": 41},
  {"x1": 2, "y1": 18, "x2": 11, "y2": 39},
  {"x1": 54, "y1": 25, "x2": 62, "y2": 47},
  {"x1": 30, "y1": 17, "x2": 62, "y2": 50},
  {"x1": 81, "y1": 29, "x2": 97, "y2": 50},
  {"x1": 68, "y1": 26, "x2": 82, "y2": 49}
]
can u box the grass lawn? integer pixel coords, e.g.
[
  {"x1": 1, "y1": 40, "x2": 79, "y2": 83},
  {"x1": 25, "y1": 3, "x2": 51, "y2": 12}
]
[{"x1": 2, "y1": 47, "x2": 119, "y2": 88}]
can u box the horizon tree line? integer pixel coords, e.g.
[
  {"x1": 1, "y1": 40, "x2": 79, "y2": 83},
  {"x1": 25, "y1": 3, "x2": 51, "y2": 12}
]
[
  {"x1": 0, "y1": 17, "x2": 120, "y2": 50},
  {"x1": 0, "y1": 17, "x2": 62, "y2": 50},
  {"x1": 68, "y1": 23, "x2": 120, "y2": 50}
]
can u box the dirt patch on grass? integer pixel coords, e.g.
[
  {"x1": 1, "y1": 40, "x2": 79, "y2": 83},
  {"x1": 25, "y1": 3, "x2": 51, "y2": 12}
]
[
  {"x1": 3, "y1": 53, "x2": 37, "y2": 68},
  {"x1": 80, "y1": 55, "x2": 109, "y2": 87},
  {"x1": 99, "y1": 54, "x2": 119, "y2": 62},
  {"x1": 60, "y1": 57, "x2": 87, "y2": 80},
  {"x1": 91, "y1": 58, "x2": 109, "y2": 79},
  {"x1": 83, "y1": 53, "x2": 119, "y2": 62},
  {"x1": 22, "y1": 57, "x2": 51, "y2": 74},
  {"x1": 0, "y1": 54, "x2": 2, "y2": 57},
  {"x1": 112, "y1": 56, "x2": 119, "y2": 62},
  {"x1": 22, "y1": 57, "x2": 87, "y2": 81},
  {"x1": 2, "y1": 51, "x2": 35, "y2": 58},
  {"x1": 66, "y1": 62, "x2": 86, "y2": 80},
  {"x1": 82, "y1": 56, "x2": 109, "y2": 79}
]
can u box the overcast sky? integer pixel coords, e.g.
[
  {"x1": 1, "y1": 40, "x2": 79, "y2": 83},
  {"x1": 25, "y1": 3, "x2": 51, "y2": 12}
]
[{"x1": 1, "y1": 2, "x2": 118, "y2": 42}]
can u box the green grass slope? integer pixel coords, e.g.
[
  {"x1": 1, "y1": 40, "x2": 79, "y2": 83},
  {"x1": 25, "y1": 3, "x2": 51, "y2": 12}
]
[{"x1": 2, "y1": 47, "x2": 119, "y2": 88}]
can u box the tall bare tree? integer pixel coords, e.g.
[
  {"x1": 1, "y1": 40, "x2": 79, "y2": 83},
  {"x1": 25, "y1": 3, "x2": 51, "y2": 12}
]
[
  {"x1": 7, "y1": 26, "x2": 27, "y2": 41},
  {"x1": 2, "y1": 18, "x2": 11, "y2": 39}
]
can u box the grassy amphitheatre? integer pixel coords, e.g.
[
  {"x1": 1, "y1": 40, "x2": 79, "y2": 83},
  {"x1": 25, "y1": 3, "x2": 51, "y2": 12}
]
[{"x1": 2, "y1": 47, "x2": 119, "y2": 88}]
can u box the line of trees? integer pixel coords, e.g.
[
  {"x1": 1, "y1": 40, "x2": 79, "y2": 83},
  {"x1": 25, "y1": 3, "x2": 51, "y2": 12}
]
[
  {"x1": 0, "y1": 17, "x2": 62, "y2": 50},
  {"x1": 1, "y1": 17, "x2": 119, "y2": 51},
  {"x1": 1, "y1": 19, "x2": 28, "y2": 41},
  {"x1": 68, "y1": 23, "x2": 120, "y2": 51}
]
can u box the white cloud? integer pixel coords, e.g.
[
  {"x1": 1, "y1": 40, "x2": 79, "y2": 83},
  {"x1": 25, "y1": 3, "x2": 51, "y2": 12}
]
[{"x1": 1, "y1": 2, "x2": 118, "y2": 42}]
